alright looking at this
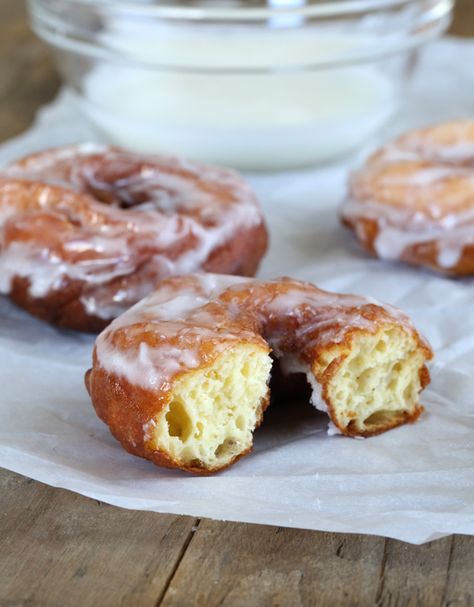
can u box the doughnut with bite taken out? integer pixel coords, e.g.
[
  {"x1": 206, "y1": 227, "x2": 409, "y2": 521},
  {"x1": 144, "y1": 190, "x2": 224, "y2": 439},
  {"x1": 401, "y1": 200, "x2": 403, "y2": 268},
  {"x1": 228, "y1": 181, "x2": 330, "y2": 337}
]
[{"x1": 86, "y1": 274, "x2": 432, "y2": 474}]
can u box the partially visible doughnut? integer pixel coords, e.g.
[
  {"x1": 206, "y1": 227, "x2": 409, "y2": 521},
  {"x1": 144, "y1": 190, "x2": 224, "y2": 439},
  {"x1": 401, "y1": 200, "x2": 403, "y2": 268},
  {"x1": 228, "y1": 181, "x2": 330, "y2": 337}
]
[
  {"x1": 0, "y1": 144, "x2": 267, "y2": 331},
  {"x1": 341, "y1": 120, "x2": 474, "y2": 275},
  {"x1": 86, "y1": 274, "x2": 432, "y2": 474}
]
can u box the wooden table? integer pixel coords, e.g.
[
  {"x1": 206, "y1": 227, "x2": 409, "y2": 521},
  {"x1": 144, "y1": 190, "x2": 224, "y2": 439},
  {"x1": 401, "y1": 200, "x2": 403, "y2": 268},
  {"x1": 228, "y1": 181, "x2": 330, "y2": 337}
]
[{"x1": 1, "y1": 2, "x2": 473, "y2": 605}]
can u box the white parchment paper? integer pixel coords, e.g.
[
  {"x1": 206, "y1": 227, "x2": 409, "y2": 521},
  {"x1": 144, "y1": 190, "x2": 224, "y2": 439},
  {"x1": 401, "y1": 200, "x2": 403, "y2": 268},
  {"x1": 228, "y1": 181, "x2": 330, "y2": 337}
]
[{"x1": 1, "y1": 38, "x2": 474, "y2": 544}]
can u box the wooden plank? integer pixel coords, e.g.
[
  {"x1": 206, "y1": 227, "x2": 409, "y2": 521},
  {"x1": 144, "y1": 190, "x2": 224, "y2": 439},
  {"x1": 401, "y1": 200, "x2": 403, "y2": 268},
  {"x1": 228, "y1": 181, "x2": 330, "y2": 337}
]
[
  {"x1": 376, "y1": 536, "x2": 453, "y2": 607},
  {"x1": 0, "y1": 469, "x2": 197, "y2": 607},
  {"x1": 0, "y1": 1, "x2": 59, "y2": 142},
  {"x1": 159, "y1": 520, "x2": 386, "y2": 607},
  {"x1": 450, "y1": 0, "x2": 474, "y2": 37},
  {"x1": 443, "y1": 535, "x2": 474, "y2": 606}
]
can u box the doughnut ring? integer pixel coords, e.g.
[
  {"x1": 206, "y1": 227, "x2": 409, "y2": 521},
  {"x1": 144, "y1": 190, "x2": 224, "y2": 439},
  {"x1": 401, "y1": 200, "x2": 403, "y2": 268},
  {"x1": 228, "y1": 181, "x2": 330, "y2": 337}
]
[
  {"x1": 341, "y1": 120, "x2": 474, "y2": 275},
  {"x1": 0, "y1": 144, "x2": 267, "y2": 331},
  {"x1": 86, "y1": 274, "x2": 432, "y2": 474}
]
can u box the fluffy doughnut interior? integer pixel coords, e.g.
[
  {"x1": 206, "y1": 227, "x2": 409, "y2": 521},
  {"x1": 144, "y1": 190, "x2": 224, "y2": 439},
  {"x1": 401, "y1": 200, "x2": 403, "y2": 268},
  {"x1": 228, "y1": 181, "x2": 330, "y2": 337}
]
[
  {"x1": 150, "y1": 344, "x2": 272, "y2": 471},
  {"x1": 319, "y1": 325, "x2": 426, "y2": 434},
  {"x1": 148, "y1": 326, "x2": 426, "y2": 469}
]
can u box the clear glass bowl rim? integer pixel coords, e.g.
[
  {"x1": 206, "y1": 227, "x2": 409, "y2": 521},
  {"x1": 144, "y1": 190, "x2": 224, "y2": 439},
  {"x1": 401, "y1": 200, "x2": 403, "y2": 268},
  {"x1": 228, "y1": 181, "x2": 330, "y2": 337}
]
[
  {"x1": 29, "y1": 0, "x2": 454, "y2": 71},
  {"x1": 32, "y1": 0, "x2": 453, "y2": 21}
]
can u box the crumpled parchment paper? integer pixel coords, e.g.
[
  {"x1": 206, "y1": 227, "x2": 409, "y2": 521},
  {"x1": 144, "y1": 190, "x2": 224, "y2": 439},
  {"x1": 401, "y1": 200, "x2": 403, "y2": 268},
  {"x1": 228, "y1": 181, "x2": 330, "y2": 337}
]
[{"x1": 0, "y1": 38, "x2": 473, "y2": 544}]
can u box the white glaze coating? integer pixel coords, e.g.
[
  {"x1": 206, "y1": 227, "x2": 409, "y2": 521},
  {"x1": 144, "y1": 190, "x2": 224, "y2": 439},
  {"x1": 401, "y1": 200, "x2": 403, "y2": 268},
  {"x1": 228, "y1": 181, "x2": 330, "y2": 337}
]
[
  {"x1": 0, "y1": 145, "x2": 264, "y2": 320},
  {"x1": 341, "y1": 122, "x2": 474, "y2": 269},
  {"x1": 94, "y1": 274, "x2": 420, "y2": 422},
  {"x1": 430, "y1": 142, "x2": 474, "y2": 163},
  {"x1": 382, "y1": 166, "x2": 474, "y2": 186},
  {"x1": 374, "y1": 142, "x2": 474, "y2": 166},
  {"x1": 342, "y1": 197, "x2": 474, "y2": 269}
]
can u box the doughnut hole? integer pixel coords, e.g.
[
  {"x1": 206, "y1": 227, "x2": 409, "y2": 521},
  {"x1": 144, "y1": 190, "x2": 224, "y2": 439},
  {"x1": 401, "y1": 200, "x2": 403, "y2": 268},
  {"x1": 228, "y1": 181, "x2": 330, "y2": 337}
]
[
  {"x1": 324, "y1": 327, "x2": 427, "y2": 434},
  {"x1": 151, "y1": 344, "x2": 272, "y2": 471}
]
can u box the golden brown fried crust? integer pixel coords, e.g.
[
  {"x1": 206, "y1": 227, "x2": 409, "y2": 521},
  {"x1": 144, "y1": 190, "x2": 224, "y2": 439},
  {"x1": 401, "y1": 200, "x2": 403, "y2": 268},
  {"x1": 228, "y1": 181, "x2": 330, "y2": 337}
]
[{"x1": 86, "y1": 275, "x2": 433, "y2": 474}]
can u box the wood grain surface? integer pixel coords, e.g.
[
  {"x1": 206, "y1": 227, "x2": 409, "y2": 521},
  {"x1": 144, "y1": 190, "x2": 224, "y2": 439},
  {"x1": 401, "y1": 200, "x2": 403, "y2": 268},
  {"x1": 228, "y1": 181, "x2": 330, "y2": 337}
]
[{"x1": 1, "y1": 2, "x2": 473, "y2": 606}]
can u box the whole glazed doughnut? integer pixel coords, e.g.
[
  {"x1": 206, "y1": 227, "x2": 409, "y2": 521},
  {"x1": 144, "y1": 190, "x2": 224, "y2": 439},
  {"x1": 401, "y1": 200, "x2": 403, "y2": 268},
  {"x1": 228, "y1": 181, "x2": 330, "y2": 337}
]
[
  {"x1": 86, "y1": 274, "x2": 433, "y2": 474},
  {"x1": 0, "y1": 144, "x2": 267, "y2": 331},
  {"x1": 341, "y1": 120, "x2": 474, "y2": 275}
]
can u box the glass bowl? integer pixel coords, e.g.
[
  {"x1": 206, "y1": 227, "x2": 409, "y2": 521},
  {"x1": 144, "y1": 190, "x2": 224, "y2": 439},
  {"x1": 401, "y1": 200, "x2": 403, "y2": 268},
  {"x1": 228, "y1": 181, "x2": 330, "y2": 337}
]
[{"x1": 28, "y1": 0, "x2": 454, "y2": 170}]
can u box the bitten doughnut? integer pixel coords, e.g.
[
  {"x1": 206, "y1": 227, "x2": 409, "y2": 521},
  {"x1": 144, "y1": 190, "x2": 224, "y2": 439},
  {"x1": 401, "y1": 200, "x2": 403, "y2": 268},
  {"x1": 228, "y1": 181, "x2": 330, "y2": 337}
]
[
  {"x1": 86, "y1": 274, "x2": 432, "y2": 474},
  {"x1": 341, "y1": 120, "x2": 474, "y2": 275},
  {"x1": 0, "y1": 144, "x2": 267, "y2": 331}
]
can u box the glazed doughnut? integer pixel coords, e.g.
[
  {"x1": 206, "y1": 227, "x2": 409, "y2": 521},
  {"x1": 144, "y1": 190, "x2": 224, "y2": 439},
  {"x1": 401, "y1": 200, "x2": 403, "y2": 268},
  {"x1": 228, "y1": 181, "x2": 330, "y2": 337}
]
[
  {"x1": 0, "y1": 144, "x2": 267, "y2": 331},
  {"x1": 341, "y1": 120, "x2": 474, "y2": 275},
  {"x1": 86, "y1": 274, "x2": 432, "y2": 474}
]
